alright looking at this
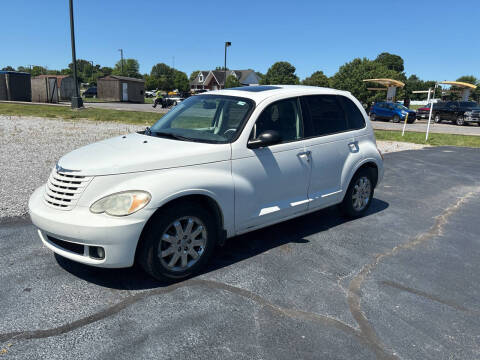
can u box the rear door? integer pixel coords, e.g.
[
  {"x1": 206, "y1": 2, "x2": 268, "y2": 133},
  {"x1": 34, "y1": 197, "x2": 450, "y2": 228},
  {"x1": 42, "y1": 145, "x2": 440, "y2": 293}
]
[{"x1": 301, "y1": 95, "x2": 365, "y2": 209}]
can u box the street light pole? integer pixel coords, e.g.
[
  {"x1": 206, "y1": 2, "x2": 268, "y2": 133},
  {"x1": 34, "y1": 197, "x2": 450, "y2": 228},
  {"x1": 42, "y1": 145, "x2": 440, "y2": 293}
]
[
  {"x1": 69, "y1": 0, "x2": 83, "y2": 108},
  {"x1": 224, "y1": 41, "x2": 231, "y2": 89}
]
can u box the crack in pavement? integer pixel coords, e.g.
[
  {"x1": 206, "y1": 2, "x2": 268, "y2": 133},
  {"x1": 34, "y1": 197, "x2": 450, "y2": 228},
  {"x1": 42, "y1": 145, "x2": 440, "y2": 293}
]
[
  {"x1": 346, "y1": 189, "x2": 478, "y2": 360},
  {"x1": 380, "y1": 280, "x2": 480, "y2": 315},
  {"x1": 0, "y1": 278, "x2": 360, "y2": 344}
]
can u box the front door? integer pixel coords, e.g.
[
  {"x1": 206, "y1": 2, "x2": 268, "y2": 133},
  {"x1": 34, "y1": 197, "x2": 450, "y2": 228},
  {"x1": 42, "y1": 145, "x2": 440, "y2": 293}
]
[
  {"x1": 122, "y1": 83, "x2": 128, "y2": 101},
  {"x1": 232, "y1": 97, "x2": 310, "y2": 233}
]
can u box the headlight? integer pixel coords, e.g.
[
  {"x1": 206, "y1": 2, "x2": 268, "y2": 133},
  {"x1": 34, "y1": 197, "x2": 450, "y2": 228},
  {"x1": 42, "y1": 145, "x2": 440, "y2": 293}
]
[{"x1": 90, "y1": 191, "x2": 151, "y2": 216}]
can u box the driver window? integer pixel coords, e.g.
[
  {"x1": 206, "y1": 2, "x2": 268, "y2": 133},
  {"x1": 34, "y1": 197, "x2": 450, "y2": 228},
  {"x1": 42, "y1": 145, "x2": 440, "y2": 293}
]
[{"x1": 252, "y1": 98, "x2": 303, "y2": 143}]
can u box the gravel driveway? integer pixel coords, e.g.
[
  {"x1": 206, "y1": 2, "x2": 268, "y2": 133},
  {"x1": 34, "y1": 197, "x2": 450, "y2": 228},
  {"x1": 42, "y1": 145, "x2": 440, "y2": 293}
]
[{"x1": 0, "y1": 115, "x2": 425, "y2": 219}]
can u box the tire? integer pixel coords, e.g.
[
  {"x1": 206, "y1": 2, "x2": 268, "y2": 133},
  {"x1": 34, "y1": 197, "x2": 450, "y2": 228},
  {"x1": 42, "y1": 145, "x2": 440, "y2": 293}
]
[
  {"x1": 341, "y1": 169, "x2": 374, "y2": 218},
  {"x1": 392, "y1": 115, "x2": 400, "y2": 123},
  {"x1": 173, "y1": 101, "x2": 177, "y2": 106},
  {"x1": 370, "y1": 113, "x2": 376, "y2": 121},
  {"x1": 138, "y1": 202, "x2": 218, "y2": 282},
  {"x1": 455, "y1": 116, "x2": 465, "y2": 126},
  {"x1": 407, "y1": 117, "x2": 416, "y2": 124},
  {"x1": 434, "y1": 114, "x2": 441, "y2": 123}
]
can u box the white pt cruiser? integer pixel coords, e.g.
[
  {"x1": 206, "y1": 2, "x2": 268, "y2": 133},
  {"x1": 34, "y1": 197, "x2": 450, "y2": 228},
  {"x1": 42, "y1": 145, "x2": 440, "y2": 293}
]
[{"x1": 29, "y1": 85, "x2": 383, "y2": 281}]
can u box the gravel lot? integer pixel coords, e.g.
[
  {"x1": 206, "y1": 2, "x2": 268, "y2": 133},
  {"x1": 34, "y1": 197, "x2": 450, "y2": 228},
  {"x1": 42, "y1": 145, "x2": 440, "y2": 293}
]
[
  {"x1": 0, "y1": 115, "x2": 425, "y2": 219},
  {"x1": 0, "y1": 116, "x2": 143, "y2": 218}
]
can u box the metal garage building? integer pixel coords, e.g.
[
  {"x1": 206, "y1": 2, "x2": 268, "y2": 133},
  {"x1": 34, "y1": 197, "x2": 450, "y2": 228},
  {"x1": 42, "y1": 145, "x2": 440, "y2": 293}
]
[
  {"x1": 0, "y1": 71, "x2": 31, "y2": 101},
  {"x1": 97, "y1": 75, "x2": 145, "y2": 103}
]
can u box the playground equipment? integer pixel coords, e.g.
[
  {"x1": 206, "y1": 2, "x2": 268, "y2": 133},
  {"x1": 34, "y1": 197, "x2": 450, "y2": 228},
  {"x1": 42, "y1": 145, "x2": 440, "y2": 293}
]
[
  {"x1": 363, "y1": 78, "x2": 405, "y2": 102},
  {"x1": 439, "y1": 81, "x2": 477, "y2": 101}
]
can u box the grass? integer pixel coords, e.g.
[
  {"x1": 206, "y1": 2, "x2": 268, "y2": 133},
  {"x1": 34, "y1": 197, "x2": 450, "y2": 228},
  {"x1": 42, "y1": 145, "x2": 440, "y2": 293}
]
[
  {"x1": 0, "y1": 103, "x2": 161, "y2": 125},
  {"x1": 375, "y1": 130, "x2": 480, "y2": 148}
]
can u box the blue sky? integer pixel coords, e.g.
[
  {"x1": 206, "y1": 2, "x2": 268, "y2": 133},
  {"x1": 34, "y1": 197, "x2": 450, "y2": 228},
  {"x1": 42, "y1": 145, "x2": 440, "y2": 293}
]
[{"x1": 1, "y1": 0, "x2": 478, "y2": 81}]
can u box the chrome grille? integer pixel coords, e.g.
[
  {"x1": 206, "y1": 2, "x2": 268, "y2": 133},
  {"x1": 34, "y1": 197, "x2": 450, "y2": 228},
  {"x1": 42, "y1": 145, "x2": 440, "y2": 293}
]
[{"x1": 44, "y1": 169, "x2": 92, "y2": 210}]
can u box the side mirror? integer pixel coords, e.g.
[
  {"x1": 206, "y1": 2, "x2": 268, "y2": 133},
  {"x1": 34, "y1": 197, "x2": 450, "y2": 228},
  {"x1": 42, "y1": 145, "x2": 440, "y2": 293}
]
[{"x1": 247, "y1": 130, "x2": 281, "y2": 149}]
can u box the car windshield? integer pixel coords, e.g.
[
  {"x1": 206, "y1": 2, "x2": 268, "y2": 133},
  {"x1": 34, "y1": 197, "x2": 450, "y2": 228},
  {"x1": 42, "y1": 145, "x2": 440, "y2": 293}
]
[{"x1": 149, "y1": 95, "x2": 254, "y2": 143}]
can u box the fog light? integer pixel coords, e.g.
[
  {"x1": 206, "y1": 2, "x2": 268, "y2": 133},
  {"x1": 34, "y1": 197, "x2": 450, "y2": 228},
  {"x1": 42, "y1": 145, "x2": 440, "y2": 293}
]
[{"x1": 89, "y1": 246, "x2": 105, "y2": 259}]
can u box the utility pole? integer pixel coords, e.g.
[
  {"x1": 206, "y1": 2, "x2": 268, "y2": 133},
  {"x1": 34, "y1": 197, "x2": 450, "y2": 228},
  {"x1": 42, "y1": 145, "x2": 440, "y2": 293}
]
[
  {"x1": 118, "y1": 49, "x2": 124, "y2": 75},
  {"x1": 224, "y1": 41, "x2": 231, "y2": 89},
  {"x1": 69, "y1": 0, "x2": 83, "y2": 108}
]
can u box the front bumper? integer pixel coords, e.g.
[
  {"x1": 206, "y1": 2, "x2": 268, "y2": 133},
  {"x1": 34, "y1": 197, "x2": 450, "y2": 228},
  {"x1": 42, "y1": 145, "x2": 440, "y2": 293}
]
[
  {"x1": 28, "y1": 186, "x2": 155, "y2": 268},
  {"x1": 465, "y1": 116, "x2": 480, "y2": 123}
]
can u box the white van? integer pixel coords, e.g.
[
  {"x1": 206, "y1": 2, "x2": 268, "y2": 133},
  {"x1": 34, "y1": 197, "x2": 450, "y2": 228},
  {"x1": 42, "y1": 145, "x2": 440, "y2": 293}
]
[{"x1": 29, "y1": 85, "x2": 383, "y2": 281}]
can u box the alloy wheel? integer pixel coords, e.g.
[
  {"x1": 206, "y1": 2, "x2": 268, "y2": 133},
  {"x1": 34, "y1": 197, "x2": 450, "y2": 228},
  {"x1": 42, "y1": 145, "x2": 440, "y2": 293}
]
[
  {"x1": 158, "y1": 216, "x2": 207, "y2": 272},
  {"x1": 352, "y1": 176, "x2": 372, "y2": 212}
]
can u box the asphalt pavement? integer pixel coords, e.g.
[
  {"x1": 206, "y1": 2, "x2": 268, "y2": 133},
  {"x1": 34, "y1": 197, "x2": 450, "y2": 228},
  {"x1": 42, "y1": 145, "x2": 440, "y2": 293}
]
[
  {"x1": 84, "y1": 102, "x2": 168, "y2": 113},
  {"x1": 0, "y1": 147, "x2": 479, "y2": 359}
]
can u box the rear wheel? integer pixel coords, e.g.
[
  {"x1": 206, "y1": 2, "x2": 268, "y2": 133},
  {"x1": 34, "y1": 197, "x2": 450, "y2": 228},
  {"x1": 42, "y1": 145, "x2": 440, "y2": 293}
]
[
  {"x1": 434, "y1": 114, "x2": 441, "y2": 123},
  {"x1": 341, "y1": 169, "x2": 374, "y2": 218},
  {"x1": 392, "y1": 115, "x2": 400, "y2": 123},
  {"x1": 370, "y1": 113, "x2": 376, "y2": 121},
  {"x1": 138, "y1": 202, "x2": 218, "y2": 281}
]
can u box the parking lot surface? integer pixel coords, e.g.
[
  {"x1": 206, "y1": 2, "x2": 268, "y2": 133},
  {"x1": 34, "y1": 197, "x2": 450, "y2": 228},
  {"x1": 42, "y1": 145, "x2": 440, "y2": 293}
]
[
  {"x1": 372, "y1": 119, "x2": 480, "y2": 136},
  {"x1": 84, "y1": 102, "x2": 168, "y2": 113},
  {"x1": 1, "y1": 146, "x2": 479, "y2": 359}
]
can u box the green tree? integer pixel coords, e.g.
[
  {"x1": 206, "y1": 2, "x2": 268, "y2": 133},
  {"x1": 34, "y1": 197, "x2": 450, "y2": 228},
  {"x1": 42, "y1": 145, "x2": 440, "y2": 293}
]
[
  {"x1": 174, "y1": 71, "x2": 190, "y2": 92},
  {"x1": 302, "y1": 70, "x2": 329, "y2": 87},
  {"x1": 113, "y1": 58, "x2": 142, "y2": 78},
  {"x1": 1, "y1": 66, "x2": 15, "y2": 71},
  {"x1": 225, "y1": 74, "x2": 240, "y2": 88},
  {"x1": 330, "y1": 57, "x2": 401, "y2": 106},
  {"x1": 375, "y1": 52, "x2": 404, "y2": 72},
  {"x1": 144, "y1": 75, "x2": 159, "y2": 90},
  {"x1": 261, "y1": 61, "x2": 299, "y2": 85},
  {"x1": 455, "y1": 75, "x2": 479, "y2": 101},
  {"x1": 99, "y1": 66, "x2": 113, "y2": 76},
  {"x1": 189, "y1": 70, "x2": 201, "y2": 82}
]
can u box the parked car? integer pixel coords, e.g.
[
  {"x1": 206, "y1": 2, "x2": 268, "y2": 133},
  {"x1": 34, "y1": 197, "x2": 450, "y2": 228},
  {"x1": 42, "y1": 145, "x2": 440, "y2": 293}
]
[
  {"x1": 432, "y1": 101, "x2": 480, "y2": 126},
  {"x1": 29, "y1": 85, "x2": 384, "y2": 281},
  {"x1": 370, "y1": 102, "x2": 416, "y2": 123},
  {"x1": 165, "y1": 93, "x2": 185, "y2": 105},
  {"x1": 145, "y1": 90, "x2": 157, "y2": 98},
  {"x1": 416, "y1": 104, "x2": 432, "y2": 120},
  {"x1": 83, "y1": 87, "x2": 97, "y2": 98}
]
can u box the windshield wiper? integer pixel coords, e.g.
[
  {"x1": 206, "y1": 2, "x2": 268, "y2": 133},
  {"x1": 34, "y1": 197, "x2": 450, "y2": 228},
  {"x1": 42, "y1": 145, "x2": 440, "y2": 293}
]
[{"x1": 150, "y1": 131, "x2": 191, "y2": 141}]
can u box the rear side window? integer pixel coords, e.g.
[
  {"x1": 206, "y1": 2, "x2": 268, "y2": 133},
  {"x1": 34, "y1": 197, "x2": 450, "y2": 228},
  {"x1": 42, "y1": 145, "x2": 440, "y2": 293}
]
[
  {"x1": 301, "y1": 95, "x2": 348, "y2": 137},
  {"x1": 337, "y1": 96, "x2": 366, "y2": 130}
]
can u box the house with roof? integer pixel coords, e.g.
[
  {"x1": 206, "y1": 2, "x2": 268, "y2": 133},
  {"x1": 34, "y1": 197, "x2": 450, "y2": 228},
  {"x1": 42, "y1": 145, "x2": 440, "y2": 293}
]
[{"x1": 190, "y1": 70, "x2": 260, "y2": 91}]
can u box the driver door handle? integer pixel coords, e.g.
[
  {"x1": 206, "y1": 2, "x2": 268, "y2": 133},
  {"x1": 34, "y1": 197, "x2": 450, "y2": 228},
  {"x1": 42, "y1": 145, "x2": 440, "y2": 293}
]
[{"x1": 297, "y1": 150, "x2": 311, "y2": 161}]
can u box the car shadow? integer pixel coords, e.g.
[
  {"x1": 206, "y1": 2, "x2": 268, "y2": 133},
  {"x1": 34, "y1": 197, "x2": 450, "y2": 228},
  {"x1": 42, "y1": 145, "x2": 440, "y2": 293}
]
[{"x1": 55, "y1": 198, "x2": 389, "y2": 290}]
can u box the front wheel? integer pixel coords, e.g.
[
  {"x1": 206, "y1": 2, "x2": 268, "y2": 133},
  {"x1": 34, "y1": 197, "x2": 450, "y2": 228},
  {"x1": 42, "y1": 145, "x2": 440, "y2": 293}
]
[
  {"x1": 341, "y1": 169, "x2": 374, "y2": 218},
  {"x1": 456, "y1": 116, "x2": 465, "y2": 126},
  {"x1": 138, "y1": 202, "x2": 218, "y2": 281},
  {"x1": 392, "y1": 115, "x2": 400, "y2": 123},
  {"x1": 370, "y1": 113, "x2": 376, "y2": 121}
]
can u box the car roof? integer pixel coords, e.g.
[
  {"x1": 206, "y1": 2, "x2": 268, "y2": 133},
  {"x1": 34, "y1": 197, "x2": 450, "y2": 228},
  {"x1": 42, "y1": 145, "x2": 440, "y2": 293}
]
[{"x1": 202, "y1": 85, "x2": 351, "y2": 104}]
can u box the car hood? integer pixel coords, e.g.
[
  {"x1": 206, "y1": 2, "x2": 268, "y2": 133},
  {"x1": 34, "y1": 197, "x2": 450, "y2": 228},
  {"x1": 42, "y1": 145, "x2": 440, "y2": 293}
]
[{"x1": 57, "y1": 133, "x2": 231, "y2": 176}]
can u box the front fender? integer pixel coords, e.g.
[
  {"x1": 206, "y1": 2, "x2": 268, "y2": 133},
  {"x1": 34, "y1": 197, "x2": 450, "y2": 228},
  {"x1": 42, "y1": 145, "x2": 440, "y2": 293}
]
[{"x1": 77, "y1": 161, "x2": 235, "y2": 236}]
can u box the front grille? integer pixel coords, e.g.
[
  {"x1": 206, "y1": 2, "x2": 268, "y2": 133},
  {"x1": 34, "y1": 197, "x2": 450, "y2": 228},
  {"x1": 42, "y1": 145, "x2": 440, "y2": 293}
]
[{"x1": 44, "y1": 169, "x2": 92, "y2": 210}]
